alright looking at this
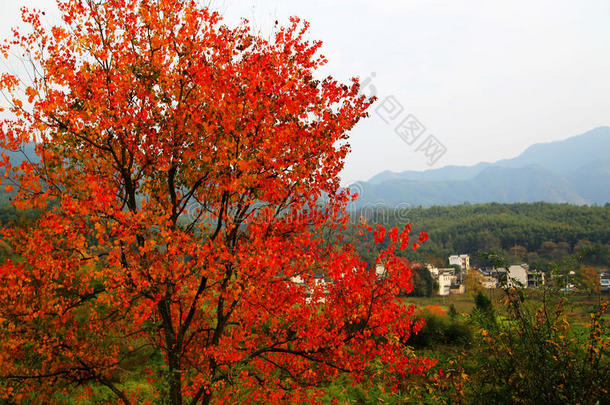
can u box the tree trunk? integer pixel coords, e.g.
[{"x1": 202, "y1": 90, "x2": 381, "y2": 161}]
[
  {"x1": 168, "y1": 356, "x2": 182, "y2": 405},
  {"x1": 159, "y1": 299, "x2": 183, "y2": 405}
]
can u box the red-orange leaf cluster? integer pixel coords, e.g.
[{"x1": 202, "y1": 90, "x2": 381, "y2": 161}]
[{"x1": 0, "y1": 1, "x2": 433, "y2": 403}]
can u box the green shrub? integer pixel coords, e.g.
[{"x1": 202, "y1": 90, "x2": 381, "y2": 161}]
[
  {"x1": 408, "y1": 311, "x2": 472, "y2": 348},
  {"x1": 469, "y1": 288, "x2": 609, "y2": 404},
  {"x1": 448, "y1": 303, "x2": 458, "y2": 320},
  {"x1": 474, "y1": 291, "x2": 492, "y2": 313}
]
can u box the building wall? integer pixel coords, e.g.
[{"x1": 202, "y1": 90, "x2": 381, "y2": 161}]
[
  {"x1": 375, "y1": 264, "x2": 386, "y2": 279},
  {"x1": 438, "y1": 273, "x2": 453, "y2": 296},
  {"x1": 481, "y1": 276, "x2": 497, "y2": 289},
  {"x1": 507, "y1": 265, "x2": 528, "y2": 288},
  {"x1": 449, "y1": 254, "x2": 470, "y2": 271},
  {"x1": 450, "y1": 285, "x2": 465, "y2": 294}
]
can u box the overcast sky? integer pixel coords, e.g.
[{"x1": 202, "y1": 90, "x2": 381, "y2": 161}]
[{"x1": 3, "y1": 0, "x2": 610, "y2": 185}]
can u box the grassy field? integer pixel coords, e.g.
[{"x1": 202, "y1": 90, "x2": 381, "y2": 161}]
[{"x1": 402, "y1": 289, "x2": 609, "y2": 326}]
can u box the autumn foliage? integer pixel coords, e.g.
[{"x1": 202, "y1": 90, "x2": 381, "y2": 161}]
[{"x1": 0, "y1": 1, "x2": 433, "y2": 403}]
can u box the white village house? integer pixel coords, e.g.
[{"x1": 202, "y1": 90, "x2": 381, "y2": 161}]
[
  {"x1": 427, "y1": 265, "x2": 463, "y2": 296},
  {"x1": 505, "y1": 264, "x2": 528, "y2": 288},
  {"x1": 495, "y1": 264, "x2": 545, "y2": 288},
  {"x1": 449, "y1": 254, "x2": 470, "y2": 272}
]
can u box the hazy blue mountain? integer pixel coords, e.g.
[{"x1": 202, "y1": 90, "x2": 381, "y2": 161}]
[
  {"x1": 567, "y1": 159, "x2": 610, "y2": 203},
  {"x1": 368, "y1": 162, "x2": 492, "y2": 183},
  {"x1": 496, "y1": 126, "x2": 610, "y2": 174},
  {"x1": 0, "y1": 143, "x2": 38, "y2": 204},
  {"x1": 2, "y1": 143, "x2": 38, "y2": 167},
  {"x1": 351, "y1": 127, "x2": 610, "y2": 207}
]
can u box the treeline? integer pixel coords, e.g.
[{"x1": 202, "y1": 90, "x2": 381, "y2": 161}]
[
  {"x1": 2, "y1": 200, "x2": 609, "y2": 272},
  {"x1": 0, "y1": 204, "x2": 41, "y2": 225},
  {"x1": 341, "y1": 202, "x2": 610, "y2": 272},
  {"x1": 0, "y1": 204, "x2": 42, "y2": 258}
]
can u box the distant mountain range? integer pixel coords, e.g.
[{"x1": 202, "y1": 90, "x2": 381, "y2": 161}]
[
  {"x1": 1, "y1": 128, "x2": 609, "y2": 208},
  {"x1": 349, "y1": 126, "x2": 610, "y2": 208}
]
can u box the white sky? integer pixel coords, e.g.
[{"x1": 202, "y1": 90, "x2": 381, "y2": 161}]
[{"x1": 3, "y1": 0, "x2": 610, "y2": 185}]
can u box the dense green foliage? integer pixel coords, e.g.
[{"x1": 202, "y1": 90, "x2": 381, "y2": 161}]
[
  {"x1": 322, "y1": 288, "x2": 609, "y2": 404},
  {"x1": 405, "y1": 266, "x2": 438, "y2": 297},
  {"x1": 465, "y1": 290, "x2": 609, "y2": 404},
  {"x1": 407, "y1": 311, "x2": 472, "y2": 348},
  {"x1": 0, "y1": 205, "x2": 40, "y2": 260},
  {"x1": 473, "y1": 291, "x2": 494, "y2": 319},
  {"x1": 345, "y1": 202, "x2": 610, "y2": 272},
  {"x1": 0, "y1": 204, "x2": 41, "y2": 225}
]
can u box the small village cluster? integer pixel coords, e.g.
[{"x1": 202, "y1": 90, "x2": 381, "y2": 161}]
[
  {"x1": 294, "y1": 254, "x2": 610, "y2": 300},
  {"x1": 424, "y1": 254, "x2": 545, "y2": 296},
  {"x1": 426, "y1": 254, "x2": 544, "y2": 295},
  {"x1": 423, "y1": 254, "x2": 610, "y2": 295},
  {"x1": 372, "y1": 254, "x2": 545, "y2": 297}
]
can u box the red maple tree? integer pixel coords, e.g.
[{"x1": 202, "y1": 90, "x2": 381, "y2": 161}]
[{"x1": 0, "y1": 1, "x2": 433, "y2": 403}]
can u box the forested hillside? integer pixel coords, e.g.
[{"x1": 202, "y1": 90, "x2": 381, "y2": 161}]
[
  {"x1": 343, "y1": 202, "x2": 610, "y2": 270},
  {"x1": 4, "y1": 201, "x2": 608, "y2": 271}
]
